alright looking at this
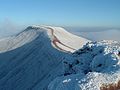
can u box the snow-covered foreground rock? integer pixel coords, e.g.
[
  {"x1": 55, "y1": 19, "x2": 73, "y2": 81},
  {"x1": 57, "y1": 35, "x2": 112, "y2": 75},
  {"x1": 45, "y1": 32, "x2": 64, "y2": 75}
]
[
  {"x1": 0, "y1": 25, "x2": 90, "y2": 90},
  {"x1": 48, "y1": 40, "x2": 120, "y2": 90}
]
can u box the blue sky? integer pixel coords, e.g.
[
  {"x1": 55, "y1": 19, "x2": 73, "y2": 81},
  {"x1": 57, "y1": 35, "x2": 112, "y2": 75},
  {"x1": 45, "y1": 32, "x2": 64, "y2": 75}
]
[{"x1": 0, "y1": 0, "x2": 120, "y2": 28}]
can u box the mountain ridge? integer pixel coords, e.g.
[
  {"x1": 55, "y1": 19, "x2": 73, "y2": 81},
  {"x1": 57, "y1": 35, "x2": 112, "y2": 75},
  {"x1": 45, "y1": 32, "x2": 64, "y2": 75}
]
[
  {"x1": 0, "y1": 25, "x2": 90, "y2": 53},
  {"x1": 0, "y1": 25, "x2": 90, "y2": 90},
  {"x1": 0, "y1": 25, "x2": 119, "y2": 90}
]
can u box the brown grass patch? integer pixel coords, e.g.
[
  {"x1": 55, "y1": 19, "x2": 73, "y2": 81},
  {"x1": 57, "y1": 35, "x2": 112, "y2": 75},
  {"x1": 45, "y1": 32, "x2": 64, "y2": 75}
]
[{"x1": 100, "y1": 80, "x2": 120, "y2": 90}]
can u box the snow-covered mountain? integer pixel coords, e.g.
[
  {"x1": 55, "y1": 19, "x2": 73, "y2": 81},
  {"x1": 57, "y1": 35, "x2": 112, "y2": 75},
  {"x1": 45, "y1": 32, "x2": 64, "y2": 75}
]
[
  {"x1": 0, "y1": 25, "x2": 120, "y2": 90},
  {"x1": 0, "y1": 25, "x2": 90, "y2": 90},
  {"x1": 0, "y1": 26, "x2": 90, "y2": 53}
]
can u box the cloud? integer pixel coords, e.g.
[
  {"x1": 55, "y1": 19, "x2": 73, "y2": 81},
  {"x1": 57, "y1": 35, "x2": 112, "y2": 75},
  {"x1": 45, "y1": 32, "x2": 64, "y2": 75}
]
[
  {"x1": 0, "y1": 19, "x2": 24, "y2": 38},
  {"x1": 67, "y1": 27, "x2": 120, "y2": 42}
]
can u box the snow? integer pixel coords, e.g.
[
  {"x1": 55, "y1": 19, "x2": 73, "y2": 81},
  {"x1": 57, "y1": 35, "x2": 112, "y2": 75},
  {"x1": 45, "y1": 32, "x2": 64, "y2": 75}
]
[
  {"x1": 0, "y1": 25, "x2": 90, "y2": 90},
  {"x1": 47, "y1": 26, "x2": 90, "y2": 52},
  {"x1": 0, "y1": 25, "x2": 90, "y2": 53},
  {"x1": 0, "y1": 26, "x2": 65, "y2": 90},
  {"x1": 0, "y1": 27, "x2": 40, "y2": 53},
  {"x1": 63, "y1": 79, "x2": 71, "y2": 83},
  {"x1": 48, "y1": 40, "x2": 120, "y2": 90},
  {"x1": 0, "y1": 25, "x2": 120, "y2": 90}
]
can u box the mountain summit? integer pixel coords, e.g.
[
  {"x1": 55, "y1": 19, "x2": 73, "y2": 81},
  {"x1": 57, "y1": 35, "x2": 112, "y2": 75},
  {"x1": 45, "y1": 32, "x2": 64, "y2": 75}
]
[{"x1": 0, "y1": 25, "x2": 90, "y2": 53}]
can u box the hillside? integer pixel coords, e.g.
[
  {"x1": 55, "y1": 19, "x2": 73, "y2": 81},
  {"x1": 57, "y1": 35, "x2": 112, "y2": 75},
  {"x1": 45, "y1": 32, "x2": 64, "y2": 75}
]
[
  {"x1": 0, "y1": 25, "x2": 90, "y2": 90},
  {"x1": 0, "y1": 25, "x2": 120, "y2": 90}
]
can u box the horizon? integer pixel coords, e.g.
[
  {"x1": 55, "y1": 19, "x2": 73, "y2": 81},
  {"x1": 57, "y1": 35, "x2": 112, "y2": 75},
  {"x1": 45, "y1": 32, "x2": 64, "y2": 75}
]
[{"x1": 0, "y1": 0, "x2": 120, "y2": 28}]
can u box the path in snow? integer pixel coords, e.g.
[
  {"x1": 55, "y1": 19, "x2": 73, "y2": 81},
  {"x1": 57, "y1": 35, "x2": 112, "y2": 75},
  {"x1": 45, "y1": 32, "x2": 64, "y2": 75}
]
[{"x1": 47, "y1": 27, "x2": 76, "y2": 52}]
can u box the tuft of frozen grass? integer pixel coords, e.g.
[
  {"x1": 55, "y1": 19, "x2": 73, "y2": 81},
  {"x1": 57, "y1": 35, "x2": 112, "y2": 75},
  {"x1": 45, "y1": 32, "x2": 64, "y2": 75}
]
[{"x1": 100, "y1": 80, "x2": 120, "y2": 90}]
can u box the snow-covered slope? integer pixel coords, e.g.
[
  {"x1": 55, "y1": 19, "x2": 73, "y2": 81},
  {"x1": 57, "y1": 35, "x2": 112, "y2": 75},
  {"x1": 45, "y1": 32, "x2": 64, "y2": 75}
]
[
  {"x1": 0, "y1": 26, "x2": 90, "y2": 53},
  {"x1": 0, "y1": 26, "x2": 63, "y2": 90},
  {"x1": 1, "y1": 25, "x2": 120, "y2": 90},
  {"x1": 48, "y1": 40, "x2": 120, "y2": 90},
  {"x1": 0, "y1": 25, "x2": 90, "y2": 90},
  {"x1": 46, "y1": 26, "x2": 90, "y2": 52}
]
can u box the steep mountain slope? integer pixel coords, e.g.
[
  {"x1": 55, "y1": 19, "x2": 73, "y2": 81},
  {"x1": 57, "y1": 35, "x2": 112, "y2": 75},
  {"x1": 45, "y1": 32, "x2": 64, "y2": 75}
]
[
  {"x1": 0, "y1": 25, "x2": 120, "y2": 90},
  {"x1": 0, "y1": 25, "x2": 90, "y2": 90},
  {"x1": 0, "y1": 26, "x2": 90, "y2": 53}
]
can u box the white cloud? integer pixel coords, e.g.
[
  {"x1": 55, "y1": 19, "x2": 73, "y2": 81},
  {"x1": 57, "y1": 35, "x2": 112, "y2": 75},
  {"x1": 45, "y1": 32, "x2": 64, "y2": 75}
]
[{"x1": 0, "y1": 19, "x2": 24, "y2": 38}]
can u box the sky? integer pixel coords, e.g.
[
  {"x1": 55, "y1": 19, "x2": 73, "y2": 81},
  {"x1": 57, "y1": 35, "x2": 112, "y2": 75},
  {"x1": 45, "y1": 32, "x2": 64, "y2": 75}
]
[{"x1": 0, "y1": 0, "x2": 120, "y2": 28}]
